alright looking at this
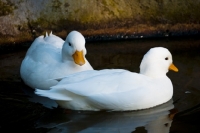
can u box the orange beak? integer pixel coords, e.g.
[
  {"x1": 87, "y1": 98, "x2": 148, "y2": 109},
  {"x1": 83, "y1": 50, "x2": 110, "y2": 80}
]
[
  {"x1": 169, "y1": 63, "x2": 178, "y2": 72},
  {"x1": 72, "y1": 50, "x2": 85, "y2": 66}
]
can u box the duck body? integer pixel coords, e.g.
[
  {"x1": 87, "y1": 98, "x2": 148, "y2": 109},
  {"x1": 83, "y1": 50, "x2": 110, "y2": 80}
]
[
  {"x1": 36, "y1": 70, "x2": 173, "y2": 111},
  {"x1": 35, "y1": 47, "x2": 178, "y2": 111},
  {"x1": 20, "y1": 31, "x2": 93, "y2": 90}
]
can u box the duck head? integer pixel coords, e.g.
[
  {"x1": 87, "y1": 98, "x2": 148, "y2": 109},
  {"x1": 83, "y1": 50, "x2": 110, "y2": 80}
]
[
  {"x1": 140, "y1": 47, "x2": 178, "y2": 78},
  {"x1": 62, "y1": 31, "x2": 86, "y2": 66}
]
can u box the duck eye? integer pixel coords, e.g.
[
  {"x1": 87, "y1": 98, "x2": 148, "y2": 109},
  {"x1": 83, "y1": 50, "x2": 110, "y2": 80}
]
[
  {"x1": 68, "y1": 43, "x2": 71, "y2": 46},
  {"x1": 165, "y1": 57, "x2": 168, "y2": 60}
]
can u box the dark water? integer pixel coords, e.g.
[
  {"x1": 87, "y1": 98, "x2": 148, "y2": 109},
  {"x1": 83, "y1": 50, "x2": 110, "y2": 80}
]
[{"x1": 0, "y1": 37, "x2": 200, "y2": 132}]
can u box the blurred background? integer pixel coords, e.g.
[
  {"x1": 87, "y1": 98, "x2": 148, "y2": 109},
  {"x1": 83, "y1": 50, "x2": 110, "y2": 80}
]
[{"x1": 0, "y1": 0, "x2": 200, "y2": 44}]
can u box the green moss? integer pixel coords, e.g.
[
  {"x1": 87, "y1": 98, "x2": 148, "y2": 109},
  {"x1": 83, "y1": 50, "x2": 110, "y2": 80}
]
[
  {"x1": 116, "y1": 9, "x2": 126, "y2": 17},
  {"x1": 136, "y1": 0, "x2": 200, "y2": 24},
  {"x1": 0, "y1": 0, "x2": 17, "y2": 16},
  {"x1": 20, "y1": 0, "x2": 200, "y2": 34},
  {"x1": 30, "y1": 18, "x2": 51, "y2": 29},
  {"x1": 165, "y1": 1, "x2": 200, "y2": 23},
  {"x1": 74, "y1": 9, "x2": 80, "y2": 14},
  {"x1": 51, "y1": 0, "x2": 62, "y2": 12},
  {"x1": 102, "y1": 0, "x2": 116, "y2": 7}
]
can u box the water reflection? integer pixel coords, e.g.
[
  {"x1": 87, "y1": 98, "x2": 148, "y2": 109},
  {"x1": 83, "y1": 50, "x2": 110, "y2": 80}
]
[
  {"x1": 21, "y1": 85, "x2": 58, "y2": 109},
  {"x1": 36, "y1": 99, "x2": 176, "y2": 133}
]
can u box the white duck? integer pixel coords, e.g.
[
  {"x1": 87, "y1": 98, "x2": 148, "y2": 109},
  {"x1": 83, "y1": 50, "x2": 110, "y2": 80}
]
[
  {"x1": 35, "y1": 47, "x2": 178, "y2": 111},
  {"x1": 20, "y1": 31, "x2": 93, "y2": 90}
]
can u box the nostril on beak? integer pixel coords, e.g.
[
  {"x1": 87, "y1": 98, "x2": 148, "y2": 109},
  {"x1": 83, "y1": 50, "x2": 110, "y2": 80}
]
[{"x1": 79, "y1": 62, "x2": 84, "y2": 66}]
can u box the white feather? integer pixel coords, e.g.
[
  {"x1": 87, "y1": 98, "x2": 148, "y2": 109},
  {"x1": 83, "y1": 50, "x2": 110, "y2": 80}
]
[
  {"x1": 20, "y1": 31, "x2": 93, "y2": 90},
  {"x1": 35, "y1": 47, "x2": 178, "y2": 111}
]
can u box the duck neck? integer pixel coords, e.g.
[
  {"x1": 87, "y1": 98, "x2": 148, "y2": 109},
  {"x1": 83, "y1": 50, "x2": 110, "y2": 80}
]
[
  {"x1": 61, "y1": 43, "x2": 73, "y2": 62},
  {"x1": 140, "y1": 63, "x2": 168, "y2": 78},
  {"x1": 62, "y1": 53, "x2": 73, "y2": 62},
  {"x1": 62, "y1": 53, "x2": 75, "y2": 65},
  {"x1": 140, "y1": 69, "x2": 167, "y2": 78}
]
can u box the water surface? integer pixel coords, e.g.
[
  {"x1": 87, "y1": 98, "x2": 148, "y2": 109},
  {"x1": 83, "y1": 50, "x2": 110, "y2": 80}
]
[{"x1": 0, "y1": 37, "x2": 200, "y2": 132}]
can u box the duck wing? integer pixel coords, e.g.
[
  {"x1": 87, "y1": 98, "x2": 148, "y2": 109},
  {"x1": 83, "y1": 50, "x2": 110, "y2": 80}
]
[
  {"x1": 25, "y1": 36, "x2": 62, "y2": 64},
  {"x1": 53, "y1": 69, "x2": 128, "y2": 82},
  {"x1": 51, "y1": 70, "x2": 151, "y2": 96},
  {"x1": 35, "y1": 69, "x2": 129, "y2": 100},
  {"x1": 44, "y1": 33, "x2": 64, "y2": 48},
  {"x1": 20, "y1": 36, "x2": 64, "y2": 89}
]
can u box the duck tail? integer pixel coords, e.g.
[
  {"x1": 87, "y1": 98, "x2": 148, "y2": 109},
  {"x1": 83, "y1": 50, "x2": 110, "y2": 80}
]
[
  {"x1": 35, "y1": 89, "x2": 72, "y2": 101},
  {"x1": 50, "y1": 31, "x2": 52, "y2": 36},
  {"x1": 45, "y1": 32, "x2": 48, "y2": 38}
]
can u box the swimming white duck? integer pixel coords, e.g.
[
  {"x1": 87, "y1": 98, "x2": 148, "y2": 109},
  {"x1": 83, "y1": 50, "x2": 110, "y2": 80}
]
[
  {"x1": 35, "y1": 47, "x2": 178, "y2": 111},
  {"x1": 20, "y1": 31, "x2": 93, "y2": 90}
]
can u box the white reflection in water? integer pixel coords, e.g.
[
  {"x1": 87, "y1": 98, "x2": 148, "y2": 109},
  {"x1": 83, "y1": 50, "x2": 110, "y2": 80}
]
[
  {"x1": 21, "y1": 86, "x2": 58, "y2": 109},
  {"x1": 144, "y1": 110, "x2": 173, "y2": 133},
  {"x1": 36, "y1": 99, "x2": 176, "y2": 133}
]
